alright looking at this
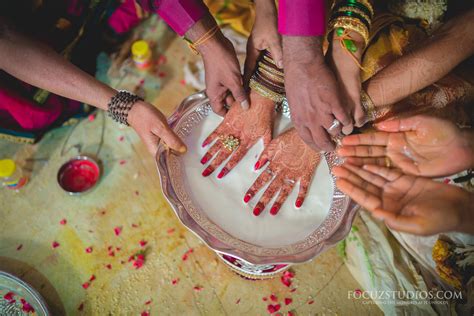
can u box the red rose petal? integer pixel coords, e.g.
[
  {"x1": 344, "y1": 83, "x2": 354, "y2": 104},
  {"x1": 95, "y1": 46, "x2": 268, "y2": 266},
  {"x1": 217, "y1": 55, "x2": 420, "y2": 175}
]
[
  {"x1": 60, "y1": 218, "x2": 67, "y2": 225},
  {"x1": 52, "y1": 241, "x2": 60, "y2": 248},
  {"x1": 139, "y1": 240, "x2": 147, "y2": 247},
  {"x1": 283, "y1": 270, "x2": 295, "y2": 278},
  {"x1": 116, "y1": 247, "x2": 121, "y2": 251},
  {"x1": 4, "y1": 292, "x2": 14, "y2": 301},
  {"x1": 114, "y1": 226, "x2": 122, "y2": 236},
  {"x1": 180, "y1": 79, "x2": 186, "y2": 85},
  {"x1": 82, "y1": 282, "x2": 90, "y2": 289},
  {"x1": 443, "y1": 178, "x2": 451, "y2": 184},
  {"x1": 108, "y1": 250, "x2": 115, "y2": 257},
  {"x1": 270, "y1": 294, "x2": 278, "y2": 302},
  {"x1": 145, "y1": 299, "x2": 152, "y2": 305},
  {"x1": 193, "y1": 286, "x2": 203, "y2": 291},
  {"x1": 235, "y1": 298, "x2": 241, "y2": 304},
  {"x1": 281, "y1": 275, "x2": 292, "y2": 287},
  {"x1": 158, "y1": 72, "x2": 166, "y2": 78},
  {"x1": 88, "y1": 114, "x2": 96, "y2": 122},
  {"x1": 119, "y1": 160, "x2": 127, "y2": 165},
  {"x1": 267, "y1": 304, "x2": 281, "y2": 314},
  {"x1": 172, "y1": 278, "x2": 179, "y2": 285},
  {"x1": 16, "y1": 244, "x2": 23, "y2": 251},
  {"x1": 85, "y1": 247, "x2": 93, "y2": 253},
  {"x1": 21, "y1": 298, "x2": 35, "y2": 313},
  {"x1": 89, "y1": 275, "x2": 96, "y2": 282},
  {"x1": 284, "y1": 298, "x2": 292, "y2": 306},
  {"x1": 262, "y1": 297, "x2": 268, "y2": 301},
  {"x1": 141, "y1": 312, "x2": 150, "y2": 316},
  {"x1": 308, "y1": 300, "x2": 314, "y2": 305},
  {"x1": 105, "y1": 264, "x2": 112, "y2": 270},
  {"x1": 288, "y1": 311, "x2": 295, "y2": 316},
  {"x1": 167, "y1": 228, "x2": 175, "y2": 234},
  {"x1": 158, "y1": 55, "x2": 167, "y2": 65},
  {"x1": 132, "y1": 223, "x2": 140, "y2": 228},
  {"x1": 78, "y1": 302, "x2": 84, "y2": 311},
  {"x1": 290, "y1": 288, "x2": 296, "y2": 293}
]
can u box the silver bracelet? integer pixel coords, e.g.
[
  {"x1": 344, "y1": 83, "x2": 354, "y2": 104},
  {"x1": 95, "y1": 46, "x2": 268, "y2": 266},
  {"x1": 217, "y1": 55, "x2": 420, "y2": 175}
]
[{"x1": 107, "y1": 90, "x2": 142, "y2": 125}]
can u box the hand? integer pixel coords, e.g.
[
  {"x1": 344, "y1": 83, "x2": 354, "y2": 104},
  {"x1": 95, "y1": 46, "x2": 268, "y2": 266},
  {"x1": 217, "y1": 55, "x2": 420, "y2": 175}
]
[
  {"x1": 200, "y1": 91, "x2": 275, "y2": 178},
  {"x1": 186, "y1": 13, "x2": 249, "y2": 116},
  {"x1": 334, "y1": 163, "x2": 474, "y2": 235},
  {"x1": 282, "y1": 36, "x2": 353, "y2": 152},
  {"x1": 338, "y1": 115, "x2": 474, "y2": 177},
  {"x1": 128, "y1": 100, "x2": 186, "y2": 155},
  {"x1": 327, "y1": 31, "x2": 365, "y2": 126},
  {"x1": 243, "y1": 0, "x2": 282, "y2": 85},
  {"x1": 244, "y1": 128, "x2": 321, "y2": 216}
]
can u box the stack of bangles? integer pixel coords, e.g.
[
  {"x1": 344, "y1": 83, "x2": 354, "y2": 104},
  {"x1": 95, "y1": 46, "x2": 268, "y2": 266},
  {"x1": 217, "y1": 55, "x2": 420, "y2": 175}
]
[
  {"x1": 249, "y1": 51, "x2": 285, "y2": 104},
  {"x1": 328, "y1": 0, "x2": 374, "y2": 53}
]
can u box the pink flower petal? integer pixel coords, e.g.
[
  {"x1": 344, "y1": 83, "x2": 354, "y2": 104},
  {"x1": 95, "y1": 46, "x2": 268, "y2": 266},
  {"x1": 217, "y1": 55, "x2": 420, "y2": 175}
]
[
  {"x1": 82, "y1": 282, "x2": 90, "y2": 289},
  {"x1": 85, "y1": 247, "x2": 93, "y2": 253},
  {"x1": 288, "y1": 311, "x2": 295, "y2": 316},
  {"x1": 21, "y1": 298, "x2": 35, "y2": 313},
  {"x1": 270, "y1": 294, "x2": 278, "y2": 302},
  {"x1": 60, "y1": 218, "x2": 67, "y2": 225},
  {"x1": 262, "y1": 297, "x2": 268, "y2": 301},
  {"x1": 52, "y1": 241, "x2": 60, "y2": 248},
  {"x1": 182, "y1": 248, "x2": 194, "y2": 261},
  {"x1": 180, "y1": 79, "x2": 186, "y2": 85},
  {"x1": 139, "y1": 240, "x2": 147, "y2": 247},
  {"x1": 141, "y1": 312, "x2": 150, "y2": 316},
  {"x1": 88, "y1": 114, "x2": 96, "y2": 122},
  {"x1": 16, "y1": 244, "x2": 23, "y2": 251},
  {"x1": 267, "y1": 304, "x2": 281, "y2": 314},
  {"x1": 284, "y1": 298, "x2": 292, "y2": 306},
  {"x1": 4, "y1": 292, "x2": 14, "y2": 301},
  {"x1": 89, "y1": 275, "x2": 96, "y2": 282},
  {"x1": 172, "y1": 278, "x2": 179, "y2": 285},
  {"x1": 114, "y1": 226, "x2": 122, "y2": 236},
  {"x1": 118, "y1": 136, "x2": 124, "y2": 142}
]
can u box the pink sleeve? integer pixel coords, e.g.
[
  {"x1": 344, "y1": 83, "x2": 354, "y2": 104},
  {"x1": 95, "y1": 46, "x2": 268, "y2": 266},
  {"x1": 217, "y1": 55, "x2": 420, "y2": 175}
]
[
  {"x1": 278, "y1": 0, "x2": 326, "y2": 36},
  {"x1": 137, "y1": 0, "x2": 208, "y2": 36}
]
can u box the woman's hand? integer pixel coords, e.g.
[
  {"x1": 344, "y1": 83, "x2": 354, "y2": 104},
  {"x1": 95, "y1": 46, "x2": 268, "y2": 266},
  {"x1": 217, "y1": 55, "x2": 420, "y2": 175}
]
[
  {"x1": 244, "y1": 128, "x2": 321, "y2": 216},
  {"x1": 243, "y1": 0, "x2": 282, "y2": 85},
  {"x1": 338, "y1": 115, "x2": 474, "y2": 177},
  {"x1": 327, "y1": 30, "x2": 365, "y2": 126},
  {"x1": 334, "y1": 163, "x2": 474, "y2": 235},
  {"x1": 128, "y1": 100, "x2": 186, "y2": 155},
  {"x1": 201, "y1": 91, "x2": 275, "y2": 178}
]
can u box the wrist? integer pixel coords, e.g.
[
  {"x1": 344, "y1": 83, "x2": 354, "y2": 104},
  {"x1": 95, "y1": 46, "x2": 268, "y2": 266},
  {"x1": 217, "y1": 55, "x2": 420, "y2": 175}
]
[
  {"x1": 282, "y1": 36, "x2": 325, "y2": 66},
  {"x1": 184, "y1": 13, "x2": 223, "y2": 56}
]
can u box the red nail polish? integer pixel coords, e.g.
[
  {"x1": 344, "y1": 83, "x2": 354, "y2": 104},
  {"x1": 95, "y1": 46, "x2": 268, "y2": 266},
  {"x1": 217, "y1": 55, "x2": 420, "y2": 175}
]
[
  {"x1": 243, "y1": 193, "x2": 252, "y2": 203},
  {"x1": 202, "y1": 139, "x2": 210, "y2": 147},
  {"x1": 270, "y1": 204, "x2": 280, "y2": 215},
  {"x1": 217, "y1": 168, "x2": 228, "y2": 179},
  {"x1": 254, "y1": 161, "x2": 260, "y2": 170},
  {"x1": 253, "y1": 206, "x2": 262, "y2": 216},
  {"x1": 202, "y1": 167, "x2": 213, "y2": 177},
  {"x1": 295, "y1": 199, "x2": 303, "y2": 208},
  {"x1": 200, "y1": 153, "x2": 210, "y2": 164}
]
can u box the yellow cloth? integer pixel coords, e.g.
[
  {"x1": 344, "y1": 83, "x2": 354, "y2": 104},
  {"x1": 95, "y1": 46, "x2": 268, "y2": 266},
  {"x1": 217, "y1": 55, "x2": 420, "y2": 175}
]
[{"x1": 205, "y1": 0, "x2": 255, "y2": 36}]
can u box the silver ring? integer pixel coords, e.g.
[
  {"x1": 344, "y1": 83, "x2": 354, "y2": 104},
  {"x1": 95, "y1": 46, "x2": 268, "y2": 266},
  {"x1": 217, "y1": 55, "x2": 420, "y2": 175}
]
[{"x1": 327, "y1": 119, "x2": 341, "y2": 132}]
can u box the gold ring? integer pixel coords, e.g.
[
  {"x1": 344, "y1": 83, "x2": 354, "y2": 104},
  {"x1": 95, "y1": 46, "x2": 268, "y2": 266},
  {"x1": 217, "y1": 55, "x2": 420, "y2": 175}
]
[
  {"x1": 385, "y1": 156, "x2": 392, "y2": 168},
  {"x1": 219, "y1": 135, "x2": 240, "y2": 151}
]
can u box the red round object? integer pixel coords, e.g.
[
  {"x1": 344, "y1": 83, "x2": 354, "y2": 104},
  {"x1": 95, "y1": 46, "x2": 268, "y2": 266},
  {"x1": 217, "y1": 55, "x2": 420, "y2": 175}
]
[{"x1": 58, "y1": 157, "x2": 100, "y2": 193}]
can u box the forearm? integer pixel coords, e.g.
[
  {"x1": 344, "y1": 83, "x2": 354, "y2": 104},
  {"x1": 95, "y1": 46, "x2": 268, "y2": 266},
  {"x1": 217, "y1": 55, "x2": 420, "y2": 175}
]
[
  {"x1": 282, "y1": 36, "x2": 325, "y2": 66},
  {"x1": 0, "y1": 25, "x2": 114, "y2": 110},
  {"x1": 366, "y1": 9, "x2": 474, "y2": 106}
]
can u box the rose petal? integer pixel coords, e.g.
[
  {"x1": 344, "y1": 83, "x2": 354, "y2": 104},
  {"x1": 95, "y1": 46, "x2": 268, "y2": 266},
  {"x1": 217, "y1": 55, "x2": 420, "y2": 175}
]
[
  {"x1": 4, "y1": 292, "x2": 14, "y2": 301},
  {"x1": 172, "y1": 278, "x2": 179, "y2": 285},
  {"x1": 284, "y1": 298, "x2": 292, "y2": 306},
  {"x1": 119, "y1": 160, "x2": 127, "y2": 165},
  {"x1": 82, "y1": 282, "x2": 90, "y2": 289},
  {"x1": 78, "y1": 302, "x2": 84, "y2": 311},
  {"x1": 180, "y1": 79, "x2": 186, "y2": 85},
  {"x1": 262, "y1": 297, "x2": 268, "y2": 301},
  {"x1": 52, "y1": 241, "x2": 60, "y2": 248},
  {"x1": 89, "y1": 275, "x2": 96, "y2": 282},
  {"x1": 182, "y1": 248, "x2": 194, "y2": 261},
  {"x1": 167, "y1": 228, "x2": 175, "y2": 234},
  {"x1": 114, "y1": 226, "x2": 122, "y2": 236},
  {"x1": 108, "y1": 251, "x2": 115, "y2": 257},
  {"x1": 88, "y1": 114, "x2": 96, "y2": 122},
  {"x1": 85, "y1": 247, "x2": 93, "y2": 253},
  {"x1": 145, "y1": 299, "x2": 152, "y2": 305},
  {"x1": 193, "y1": 286, "x2": 203, "y2": 291},
  {"x1": 141, "y1": 311, "x2": 150, "y2": 316},
  {"x1": 16, "y1": 244, "x2": 23, "y2": 251},
  {"x1": 139, "y1": 240, "x2": 147, "y2": 247},
  {"x1": 158, "y1": 72, "x2": 166, "y2": 78},
  {"x1": 290, "y1": 288, "x2": 296, "y2": 293},
  {"x1": 60, "y1": 219, "x2": 67, "y2": 225},
  {"x1": 308, "y1": 300, "x2": 314, "y2": 305},
  {"x1": 288, "y1": 311, "x2": 295, "y2": 316},
  {"x1": 270, "y1": 294, "x2": 278, "y2": 302},
  {"x1": 235, "y1": 298, "x2": 241, "y2": 304},
  {"x1": 118, "y1": 136, "x2": 124, "y2": 142},
  {"x1": 132, "y1": 223, "x2": 140, "y2": 228},
  {"x1": 21, "y1": 298, "x2": 35, "y2": 313},
  {"x1": 105, "y1": 264, "x2": 112, "y2": 270},
  {"x1": 267, "y1": 304, "x2": 281, "y2": 314}
]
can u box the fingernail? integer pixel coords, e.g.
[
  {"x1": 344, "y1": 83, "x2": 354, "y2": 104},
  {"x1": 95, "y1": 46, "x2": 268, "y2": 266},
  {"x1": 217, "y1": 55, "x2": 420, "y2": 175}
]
[
  {"x1": 241, "y1": 99, "x2": 249, "y2": 110},
  {"x1": 254, "y1": 161, "x2": 260, "y2": 170},
  {"x1": 270, "y1": 204, "x2": 280, "y2": 216},
  {"x1": 253, "y1": 203, "x2": 263, "y2": 216},
  {"x1": 200, "y1": 153, "x2": 211, "y2": 164},
  {"x1": 277, "y1": 60, "x2": 283, "y2": 69},
  {"x1": 202, "y1": 166, "x2": 213, "y2": 177},
  {"x1": 342, "y1": 125, "x2": 353, "y2": 135},
  {"x1": 295, "y1": 199, "x2": 303, "y2": 208},
  {"x1": 217, "y1": 167, "x2": 228, "y2": 179},
  {"x1": 179, "y1": 145, "x2": 187, "y2": 153},
  {"x1": 243, "y1": 193, "x2": 252, "y2": 203},
  {"x1": 202, "y1": 139, "x2": 210, "y2": 147}
]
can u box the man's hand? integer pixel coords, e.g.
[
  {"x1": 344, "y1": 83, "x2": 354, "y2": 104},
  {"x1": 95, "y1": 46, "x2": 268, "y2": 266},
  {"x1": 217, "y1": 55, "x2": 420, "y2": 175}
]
[
  {"x1": 282, "y1": 36, "x2": 353, "y2": 152},
  {"x1": 186, "y1": 14, "x2": 248, "y2": 116}
]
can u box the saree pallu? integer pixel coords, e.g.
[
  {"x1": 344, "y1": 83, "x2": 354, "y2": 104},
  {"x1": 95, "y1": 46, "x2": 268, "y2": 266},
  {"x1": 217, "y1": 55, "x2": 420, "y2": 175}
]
[{"x1": 361, "y1": 12, "x2": 474, "y2": 126}]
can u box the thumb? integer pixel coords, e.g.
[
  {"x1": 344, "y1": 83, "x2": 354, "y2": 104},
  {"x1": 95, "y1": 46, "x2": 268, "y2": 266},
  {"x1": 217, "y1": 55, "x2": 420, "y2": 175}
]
[
  {"x1": 152, "y1": 124, "x2": 187, "y2": 155},
  {"x1": 268, "y1": 41, "x2": 283, "y2": 69},
  {"x1": 243, "y1": 37, "x2": 260, "y2": 88},
  {"x1": 229, "y1": 78, "x2": 249, "y2": 110},
  {"x1": 375, "y1": 116, "x2": 426, "y2": 132}
]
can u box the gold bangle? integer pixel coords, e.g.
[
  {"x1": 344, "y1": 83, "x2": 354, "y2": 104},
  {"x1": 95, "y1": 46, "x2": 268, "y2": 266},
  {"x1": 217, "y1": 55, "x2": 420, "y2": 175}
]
[
  {"x1": 357, "y1": 0, "x2": 374, "y2": 17},
  {"x1": 259, "y1": 67, "x2": 285, "y2": 83},
  {"x1": 263, "y1": 54, "x2": 277, "y2": 66},
  {"x1": 335, "y1": 6, "x2": 372, "y2": 25},
  {"x1": 249, "y1": 79, "x2": 285, "y2": 103},
  {"x1": 328, "y1": 17, "x2": 369, "y2": 46},
  {"x1": 258, "y1": 62, "x2": 284, "y2": 77}
]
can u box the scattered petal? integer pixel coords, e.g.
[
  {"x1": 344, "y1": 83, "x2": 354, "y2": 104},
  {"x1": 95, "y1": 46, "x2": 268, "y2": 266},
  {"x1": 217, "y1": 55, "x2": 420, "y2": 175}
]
[
  {"x1": 78, "y1": 302, "x2": 84, "y2": 311},
  {"x1": 16, "y1": 244, "x2": 23, "y2": 251},
  {"x1": 281, "y1": 270, "x2": 295, "y2": 287},
  {"x1": 354, "y1": 288, "x2": 362, "y2": 295},
  {"x1": 193, "y1": 285, "x2": 203, "y2": 292},
  {"x1": 284, "y1": 298, "x2": 292, "y2": 306},
  {"x1": 235, "y1": 298, "x2": 241, "y2": 304},
  {"x1": 116, "y1": 247, "x2": 121, "y2": 251},
  {"x1": 52, "y1": 241, "x2": 60, "y2": 248},
  {"x1": 145, "y1": 299, "x2": 152, "y2": 305},
  {"x1": 88, "y1": 114, "x2": 96, "y2": 122},
  {"x1": 262, "y1": 297, "x2": 268, "y2": 301},
  {"x1": 108, "y1": 251, "x2": 115, "y2": 257},
  {"x1": 119, "y1": 160, "x2": 127, "y2": 165},
  {"x1": 4, "y1": 292, "x2": 15, "y2": 302},
  {"x1": 105, "y1": 264, "x2": 112, "y2": 270},
  {"x1": 182, "y1": 248, "x2": 194, "y2": 261},
  {"x1": 180, "y1": 79, "x2": 186, "y2": 85},
  {"x1": 114, "y1": 226, "x2": 122, "y2": 236},
  {"x1": 288, "y1": 311, "x2": 295, "y2": 316},
  {"x1": 89, "y1": 275, "x2": 96, "y2": 282},
  {"x1": 139, "y1": 240, "x2": 147, "y2": 247},
  {"x1": 167, "y1": 228, "x2": 175, "y2": 235},
  {"x1": 270, "y1": 294, "x2": 278, "y2": 302},
  {"x1": 118, "y1": 136, "x2": 125, "y2": 142},
  {"x1": 290, "y1": 288, "x2": 297, "y2": 293},
  {"x1": 129, "y1": 252, "x2": 146, "y2": 269},
  {"x1": 307, "y1": 300, "x2": 314, "y2": 305},
  {"x1": 267, "y1": 304, "x2": 281, "y2": 314},
  {"x1": 82, "y1": 282, "x2": 90, "y2": 289},
  {"x1": 443, "y1": 178, "x2": 451, "y2": 184},
  {"x1": 135, "y1": 191, "x2": 139, "y2": 196},
  {"x1": 172, "y1": 278, "x2": 179, "y2": 285},
  {"x1": 141, "y1": 312, "x2": 150, "y2": 316},
  {"x1": 158, "y1": 55, "x2": 167, "y2": 65},
  {"x1": 60, "y1": 218, "x2": 67, "y2": 225},
  {"x1": 21, "y1": 299, "x2": 35, "y2": 313},
  {"x1": 132, "y1": 223, "x2": 140, "y2": 228},
  {"x1": 85, "y1": 247, "x2": 93, "y2": 253},
  {"x1": 158, "y1": 72, "x2": 166, "y2": 78}
]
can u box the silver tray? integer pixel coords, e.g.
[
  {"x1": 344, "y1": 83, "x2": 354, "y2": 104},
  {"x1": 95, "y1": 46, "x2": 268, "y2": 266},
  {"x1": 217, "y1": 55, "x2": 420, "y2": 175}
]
[{"x1": 156, "y1": 91, "x2": 358, "y2": 265}]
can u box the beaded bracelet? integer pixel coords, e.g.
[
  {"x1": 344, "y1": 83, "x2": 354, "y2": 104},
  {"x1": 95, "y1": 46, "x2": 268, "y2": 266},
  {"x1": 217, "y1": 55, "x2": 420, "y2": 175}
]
[{"x1": 107, "y1": 90, "x2": 142, "y2": 126}]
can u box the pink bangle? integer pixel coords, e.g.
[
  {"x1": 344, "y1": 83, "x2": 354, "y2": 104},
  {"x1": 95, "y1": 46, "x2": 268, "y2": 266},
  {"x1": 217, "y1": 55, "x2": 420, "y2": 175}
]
[{"x1": 278, "y1": 0, "x2": 326, "y2": 36}]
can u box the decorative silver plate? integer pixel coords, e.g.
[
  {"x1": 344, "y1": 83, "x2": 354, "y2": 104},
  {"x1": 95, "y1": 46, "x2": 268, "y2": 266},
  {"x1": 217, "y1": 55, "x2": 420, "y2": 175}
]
[
  {"x1": 0, "y1": 271, "x2": 50, "y2": 315},
  {"x1": 156, "y1": 91, "x2": 358, "y2": 266}
]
